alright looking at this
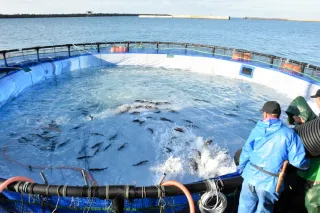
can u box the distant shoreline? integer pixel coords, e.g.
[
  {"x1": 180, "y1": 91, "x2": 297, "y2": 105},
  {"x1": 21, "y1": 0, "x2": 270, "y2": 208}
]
[
  {"x1": 243, "y1": 17, "x2": 320, "y2": 22},
  {"x1": 0, "y1": 13, "x2": 168, "y2": 18},
  {"x1": 0, "y1": 14, "x2": 319, "y2": 22}
]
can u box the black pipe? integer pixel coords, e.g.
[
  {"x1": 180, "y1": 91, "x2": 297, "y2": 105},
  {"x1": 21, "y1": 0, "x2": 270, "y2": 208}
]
[{"x1": 0, "y1": 176, "x2": 242, "y2": 199}]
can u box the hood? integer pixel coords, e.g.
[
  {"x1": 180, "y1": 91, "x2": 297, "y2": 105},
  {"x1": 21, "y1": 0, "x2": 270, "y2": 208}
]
[
  {"x1": 285, "y1": 96, "x2": 317, "y2": 124},
  {"x1": 255, "y1": 119, "x2": 283, "y2": 137}
]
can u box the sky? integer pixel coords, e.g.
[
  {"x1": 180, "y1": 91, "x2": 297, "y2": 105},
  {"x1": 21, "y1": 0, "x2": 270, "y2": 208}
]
[{"x1": 1, "y1": 0, "x2": 320, "y2": 20}]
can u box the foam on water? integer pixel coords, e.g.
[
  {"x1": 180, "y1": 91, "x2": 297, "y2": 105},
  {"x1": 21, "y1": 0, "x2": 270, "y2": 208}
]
[{"x1": 0, "y1": 66, "x2": 292, "y2": 186}]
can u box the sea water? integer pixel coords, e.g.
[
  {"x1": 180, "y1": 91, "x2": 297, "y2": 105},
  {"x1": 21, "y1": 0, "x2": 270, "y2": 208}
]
[{"x1": 0, "y1": 66, "x2": 292, "y2": 185}]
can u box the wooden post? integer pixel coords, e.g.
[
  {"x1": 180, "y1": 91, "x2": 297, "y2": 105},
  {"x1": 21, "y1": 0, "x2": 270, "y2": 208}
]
[{"x1": 276, "y1": 160, "x2": 289, "y2": 193}]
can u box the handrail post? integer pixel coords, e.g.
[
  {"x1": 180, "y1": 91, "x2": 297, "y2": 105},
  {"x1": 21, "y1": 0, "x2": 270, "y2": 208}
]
[
  {"x1": 300, "y1": 63, "x2": 305, "y2": 73},
  {"x1": 270, "y1": 56, "x2": 275, "y2": 68},
  {"x1": 67, "y1": 45, "x2": 71, "y2": 57},
  {"x1": 3, "y1": 52, "x2": 8, "y2": 67},
  {"x1": 126, "y1": 42, "x2": 130, "y2": 52},
  {"x1": 36, "y1": 48, "x2": 40, "y2": 62}
]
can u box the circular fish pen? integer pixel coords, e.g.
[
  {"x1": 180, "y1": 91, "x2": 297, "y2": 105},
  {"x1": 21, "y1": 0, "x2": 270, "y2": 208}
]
[{"x1": 0, "y1": 41, "x2": 319, "y2": 212}]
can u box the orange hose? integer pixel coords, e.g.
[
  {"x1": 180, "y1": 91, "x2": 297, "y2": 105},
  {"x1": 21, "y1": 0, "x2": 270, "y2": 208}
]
[
  {"x1": 161, "y1": 180, "x2": 195, "y2": 213},
  {"x1": 0, "y1": 176, "x2": 35, "y2": 193}
]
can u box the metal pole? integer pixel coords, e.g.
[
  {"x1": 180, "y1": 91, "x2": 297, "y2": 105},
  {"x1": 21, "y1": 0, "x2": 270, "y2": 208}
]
[
  {"x1": 270, "y1": 56, "x2": 275, "y2": 68},
  {"x1": 36, "y1": 48, "x2": 40, "y2": 62},
  {"x1": 67, "y1": 45, "x2": 71, "y2": 57},
  {"x1": 3, "y1": 53, "x2": 8, "y2": 67},
  {"x1": 126, "y1": 42, "x2": 130, "y2": 52}
]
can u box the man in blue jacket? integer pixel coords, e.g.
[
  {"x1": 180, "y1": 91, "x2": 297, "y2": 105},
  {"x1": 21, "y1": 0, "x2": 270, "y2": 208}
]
[{"x1": 237, "y1": 101, "x2": 309, "y2": 213}]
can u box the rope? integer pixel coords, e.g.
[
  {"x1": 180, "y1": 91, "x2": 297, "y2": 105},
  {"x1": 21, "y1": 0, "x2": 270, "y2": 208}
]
[
  {"x1": 198, "y1": 180, "x2": 227, "y2": 213},
  {"x1": 2, "y1": 146, "x2": 96, "y2": 185},
  {"x1": 52, "y1": 185, "x2": 61, "y2": 213}
]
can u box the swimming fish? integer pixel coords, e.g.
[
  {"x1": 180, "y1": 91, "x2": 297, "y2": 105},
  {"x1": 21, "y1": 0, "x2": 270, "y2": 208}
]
[
  {"x1": 28, "y1": 165, "x2": 32, "y2": 172},
  {"x1": 134, "y1": 100, "x2": 146, "y2": 103},
  {"x1": 247, "y1": 119, "x2": 257, "y2": 124},
  {"x1": 48, "y1": 122, "x2": 59, "y2": 129},
  {"x1": 88, "y1": 115, "x2": 94, "y2": 120},
  {"x1": 133, "y1": 160, "x2": 148, "y2": 166},
  {"x1": 131, "y1": 111, "x2": 141, "y2": 115},
  {"x1": 89, "y1": 167, "x2": 108, "y2": 172},
  {"x1": 109, "y1": 134, "x2": 118, "y2": 141},
  {"x1": 154, "y1": 110, "x2": 161, "y2": 113},
  {"x1": 174, "y1": 127, "x2": 184, "y2": 133},
  {"x1": 72, "y1": 125, "x2": 82, "y2": 130},
  {"x1": 155, "y1": 101, "x2": 170, "y2": 105},
  {"x1": 147, "y1": 128, "x2": 154, "y2": 134},
  {"x1": 146, "y1": 116, "x2": 153, "y2": 119},
  {"x1": 132, "y1": 119, "x2": 145, "y2": 125},
  {"x1": 81, "y1": 110, "x2": 89, "y2": 116},
  {"x1": 204, "y1": 139, "x2": 213, "y2": 146},
  {"x1": 20, "y1": 137, "x2": 31, "y2": 142},
  {"x1": 189, "y1": 158, "x2": 198, "y2": 171},
  {"x1": 187, "y1": 124, "x2": 199, "y2": 129},
  {"x1": 224, "y1": 113, "x2": 238, "y2": 117},
  {"x1": 104, "y1": 144, "x2": 112, "y2": 151},
  {"x1": 118, "y1": 142, "x2": 128, "y2": 151},
  {"x1": 192, "y1": 149, "x2": 201, "y2": 159},
  {"x1": 165, "y1": 147, "x2": 173, "y2": 153},
  {"x1": 168, "y1": 110, "x2": 178, "y2": 113},
  {"x1": 94, "y1": 148, "x2": 100, "y2": 155},
  {"x1": 42, "y1": 127, "x2": 61, "y2": 133},
  {"x1": 78, "y1": 146, "x2": 87, "y2": 154},
  {"x1": 183, "y1": 119, "x2": 193, "y2": 123},
  {"x1": 160, "y1": 117, "x2": 173, "y2": 123},
  {"x1": 194, "y1": 99, "x2": 210, "y2": 103},
  {"x1": 90, "y1": 133, "x2": 104, "y2": 136},
  {"x1": 91, "y1": 142, "x2": 103, "y2": 149},
  {"x1": 57, "y1": 139, "x2": 70, "y2": 148},
  {"x1": 77, "y1": 155, "x2": 92, "y2": 160}
]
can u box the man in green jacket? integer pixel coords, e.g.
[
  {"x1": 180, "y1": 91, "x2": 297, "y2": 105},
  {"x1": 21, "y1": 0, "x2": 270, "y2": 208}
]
[{"x1": 299, "y1": 89, "x2": 320, "y2": 213}]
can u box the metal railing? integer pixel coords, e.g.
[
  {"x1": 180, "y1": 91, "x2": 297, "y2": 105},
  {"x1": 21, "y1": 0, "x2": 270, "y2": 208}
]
[{"x1": 0, "y1": 41, "x2": 319, "y2": 82}]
